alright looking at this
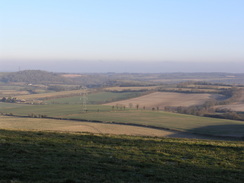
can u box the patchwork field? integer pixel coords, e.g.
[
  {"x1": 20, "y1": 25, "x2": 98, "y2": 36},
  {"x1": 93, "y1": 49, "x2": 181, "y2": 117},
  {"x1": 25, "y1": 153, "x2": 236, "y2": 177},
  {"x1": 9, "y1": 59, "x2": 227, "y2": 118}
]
[
  {"x1": 105, "y1": 92, "x2": 217, "y2": 109},
  {"x1": 1, "y1": 103, "x2": 243, "y2": 137},
  {"x1": 1, "y1": 71, "x2": 244, "y2": 182}
]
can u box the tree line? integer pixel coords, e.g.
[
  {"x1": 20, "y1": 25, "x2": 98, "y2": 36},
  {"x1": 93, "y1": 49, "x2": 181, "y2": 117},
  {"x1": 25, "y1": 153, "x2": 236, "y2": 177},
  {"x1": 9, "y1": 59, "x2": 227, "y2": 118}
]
[{"x1": 164, "y1": 87, "x2": 243, "y2": 121}]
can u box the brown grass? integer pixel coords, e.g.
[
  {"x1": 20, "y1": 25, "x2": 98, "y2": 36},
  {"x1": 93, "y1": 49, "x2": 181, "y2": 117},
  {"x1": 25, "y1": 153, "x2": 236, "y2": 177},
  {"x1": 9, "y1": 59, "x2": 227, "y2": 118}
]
[{"x1": 105, "y1": 92, "x2": 216, "y2": 109}]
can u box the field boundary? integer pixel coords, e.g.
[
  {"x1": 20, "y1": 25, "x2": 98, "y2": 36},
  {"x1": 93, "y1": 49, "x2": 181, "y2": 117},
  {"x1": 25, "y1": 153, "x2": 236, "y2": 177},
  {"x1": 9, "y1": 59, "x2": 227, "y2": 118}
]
[{"x1": 1, "y1": 114, "x2": 243, "y2": 141}]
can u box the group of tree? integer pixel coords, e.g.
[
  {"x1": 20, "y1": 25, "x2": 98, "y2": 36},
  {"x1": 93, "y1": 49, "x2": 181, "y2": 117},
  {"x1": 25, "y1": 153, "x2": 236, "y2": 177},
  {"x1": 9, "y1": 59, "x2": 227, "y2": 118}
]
[
  {"x1": 28, "y1": 113, "x2": 47, "y2": 118},
  {"x1": 218, "y1": 87, "x2": 242, "y2": 105},
  {"x1": 164, "y1": 87, "x2": 244, "y2": 121},
  {"x1": 0, "y1": 70, "x2": 72, "y2": 84},
  {"x1": 1, "y1": 97, "x2": 16, "y2": 103}
]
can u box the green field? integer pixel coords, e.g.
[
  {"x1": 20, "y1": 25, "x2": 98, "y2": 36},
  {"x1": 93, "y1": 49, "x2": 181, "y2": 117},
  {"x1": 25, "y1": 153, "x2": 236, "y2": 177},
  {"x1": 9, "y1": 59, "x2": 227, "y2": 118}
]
[
  {"x1": 0, "y1": 129, "x2": 243, "y2": 183},
  {"x1": 45, "y1": 91, "x2": 144, "y2": 104},
  {"x1": 1, "y1": 103, "x2": 243, "y2": 137}
]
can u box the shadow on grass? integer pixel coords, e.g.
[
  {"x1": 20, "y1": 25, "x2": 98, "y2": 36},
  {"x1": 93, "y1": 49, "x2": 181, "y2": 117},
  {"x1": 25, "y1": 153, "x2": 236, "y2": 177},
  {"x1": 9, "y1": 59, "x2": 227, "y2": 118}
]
[
  {"x1": 166, "y1": 124, "x2": 244, "y2": 140},
  {"x1": 0, "y1": 130, "x2": 243, "y2": 183}
]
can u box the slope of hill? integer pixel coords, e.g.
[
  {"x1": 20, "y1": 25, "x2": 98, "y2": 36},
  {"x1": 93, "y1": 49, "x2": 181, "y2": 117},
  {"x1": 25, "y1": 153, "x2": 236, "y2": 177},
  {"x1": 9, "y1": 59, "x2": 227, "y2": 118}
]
[
  {"x1": 0, "y1": 70, "x2": 72, "y2": 84},
  {"x1": 0, "y1": 129, "x2": 243, "y2": 183}
]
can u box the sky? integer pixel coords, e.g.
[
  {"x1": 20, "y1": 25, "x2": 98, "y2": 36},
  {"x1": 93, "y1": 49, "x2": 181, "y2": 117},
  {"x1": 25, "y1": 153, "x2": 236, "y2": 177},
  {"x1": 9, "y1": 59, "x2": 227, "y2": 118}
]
[{"x1": 0, "y1": 0, "x2": 244, "y2": 73}]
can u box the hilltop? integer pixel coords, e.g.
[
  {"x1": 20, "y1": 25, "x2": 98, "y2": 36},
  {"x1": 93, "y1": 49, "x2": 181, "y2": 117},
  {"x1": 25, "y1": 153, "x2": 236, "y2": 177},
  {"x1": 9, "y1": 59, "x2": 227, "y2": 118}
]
[{"x1": 0, "y1": 70, "x2": 71, "y2": 84}]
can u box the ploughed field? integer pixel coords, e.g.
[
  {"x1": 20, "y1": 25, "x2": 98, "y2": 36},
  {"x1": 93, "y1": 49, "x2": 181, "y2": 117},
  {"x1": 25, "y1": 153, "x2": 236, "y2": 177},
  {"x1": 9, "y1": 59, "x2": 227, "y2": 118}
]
[{"x1": 105, "y1": 92, "x2": 219, "y2": 109}]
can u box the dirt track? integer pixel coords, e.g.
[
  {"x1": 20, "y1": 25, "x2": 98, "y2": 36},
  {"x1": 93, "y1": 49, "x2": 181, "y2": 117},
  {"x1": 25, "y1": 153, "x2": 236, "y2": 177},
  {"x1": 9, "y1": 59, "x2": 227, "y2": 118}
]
[{"x1": 105, "y1": 92, "x2": 216, "y2": 109}]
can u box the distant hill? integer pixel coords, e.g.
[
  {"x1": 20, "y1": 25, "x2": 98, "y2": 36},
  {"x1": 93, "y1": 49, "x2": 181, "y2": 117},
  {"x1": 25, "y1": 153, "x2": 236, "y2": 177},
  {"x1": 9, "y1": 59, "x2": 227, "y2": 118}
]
[{"x1": 0, "y1": 70, "x2": 72, "y2": 84}]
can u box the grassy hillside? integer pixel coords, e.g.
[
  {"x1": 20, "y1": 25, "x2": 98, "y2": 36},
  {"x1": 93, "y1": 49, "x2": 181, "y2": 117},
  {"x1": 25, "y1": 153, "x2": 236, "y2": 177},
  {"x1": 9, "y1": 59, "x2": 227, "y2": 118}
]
[{"x1": 0, "y1": 129, "x2": 243, "y2": 183}]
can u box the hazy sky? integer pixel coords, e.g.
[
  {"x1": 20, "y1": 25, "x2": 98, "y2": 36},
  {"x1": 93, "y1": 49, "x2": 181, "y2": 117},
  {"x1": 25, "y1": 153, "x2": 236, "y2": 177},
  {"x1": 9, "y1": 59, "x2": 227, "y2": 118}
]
[{"x1": 0, "y1": 0, "x2": 244, "y2": 72}]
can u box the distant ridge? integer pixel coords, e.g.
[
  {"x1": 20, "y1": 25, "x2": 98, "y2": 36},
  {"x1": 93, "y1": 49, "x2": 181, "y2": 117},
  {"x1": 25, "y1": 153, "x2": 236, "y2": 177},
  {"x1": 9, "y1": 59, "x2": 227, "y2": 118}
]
[{"x1": 0, "y1": 70, "x2": 71, "y2": 84}]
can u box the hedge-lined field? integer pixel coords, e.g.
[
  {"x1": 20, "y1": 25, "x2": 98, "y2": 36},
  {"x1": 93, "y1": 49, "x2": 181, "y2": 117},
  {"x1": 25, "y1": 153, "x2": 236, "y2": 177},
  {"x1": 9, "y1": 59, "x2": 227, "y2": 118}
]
[{"x1": 1, "y1": 103, "x2": 243, "y2": 137}]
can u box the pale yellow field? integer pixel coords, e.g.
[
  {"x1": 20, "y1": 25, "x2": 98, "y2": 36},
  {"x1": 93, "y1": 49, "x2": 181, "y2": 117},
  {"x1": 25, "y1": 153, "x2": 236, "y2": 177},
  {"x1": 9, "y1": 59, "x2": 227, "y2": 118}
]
[
  {"x1": 0, "y1": 115, "x2": 208, "y2": 139},
  {"x1": 0, "y1": 90, "x2": 29, "y2": 97},
  {"x1": 105, "y1": 92, "x2": 216, "y2": 109},
  {"x1": 104, "y1": 86, "x2": 159, "y2": 92},
  {"x1": 14, "y1": 89, "x2": 87, "y2": 101},
  {"x1": 61, "y1": 74, "x2": 82, "y2": 78}
]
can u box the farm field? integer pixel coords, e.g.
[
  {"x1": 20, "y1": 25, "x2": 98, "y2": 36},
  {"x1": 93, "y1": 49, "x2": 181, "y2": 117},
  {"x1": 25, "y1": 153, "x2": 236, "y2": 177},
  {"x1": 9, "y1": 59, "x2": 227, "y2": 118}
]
[
  {"x1": 215, "y1": 89, "x2": 244, "y2": 112},
  {"x1": 1, "y1": 71, "x2": 244, "y2": 139},
  {"x1": 159, "y1": 87, "x2": 221, "y2": 93},
  {"x1": 0, "y1": 90, "x2": 29, "y2": 97},
  {"x1": 45, "y1": 91, "x2": 144, "y2": 104},
  {"x1": 62, "y1": 110, "x2": 244, "y2": 137},
  {"x1": 1, "y1": 103, "x2": 243, "y2": 137},
  {"x1": 104, "y1": 86, "x2": 159, "y2": 92},
  {"x1": 14, "y1": 89, "x2": 87, "y2": 101},
  {"x1": 105, "y1": 92, "x2": 219, "y2": 109},
  {"x1": 0, "y1": 116, "x2": 218, "y2": 139},
  {"x1": 0, "y1": 129, "x2": 243, "y2": 183}
]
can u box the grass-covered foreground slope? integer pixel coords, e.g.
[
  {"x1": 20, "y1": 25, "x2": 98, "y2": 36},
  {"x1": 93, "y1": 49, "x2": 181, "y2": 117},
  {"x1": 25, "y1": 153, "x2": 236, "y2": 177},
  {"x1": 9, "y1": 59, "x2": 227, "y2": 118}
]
[{"x1": 0, "y1": 130, "x2": 243, "y2": 183}]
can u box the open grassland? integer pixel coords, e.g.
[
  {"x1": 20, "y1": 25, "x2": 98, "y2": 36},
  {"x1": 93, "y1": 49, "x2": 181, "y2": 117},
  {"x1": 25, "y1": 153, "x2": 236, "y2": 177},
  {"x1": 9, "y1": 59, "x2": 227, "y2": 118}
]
[
  {"x1": 0, "y1": 116, "x2": 217, "y2": 139},
  {"x1": 45, "y1": 91, "x2": 144, "y2": 104},
  {"x1": 1, "y1": 103, "x2": 243, "y2": 137},
  {"x1": 0, "y1": 129, "x2": 243, "y2": 183},
  {"x1": 62, "y1": 110, "x2": 244, "y2": 137},
  {"x1": 105, "y1": 92, "x2": 218, "y2": 109}
]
